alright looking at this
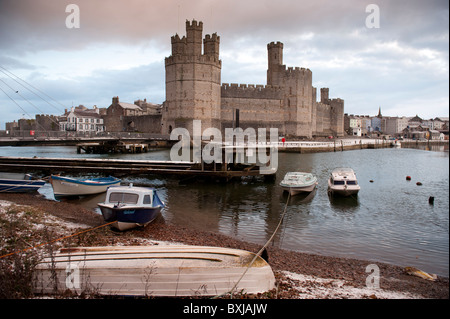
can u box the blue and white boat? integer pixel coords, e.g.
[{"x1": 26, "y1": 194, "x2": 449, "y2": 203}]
[
  {"x1": 0, "y1": 174, "x2": 45, "y2": 193},
  {"x1": 50, "y1": 175, "x2": 121, "y2": 198},
  {"x1": 98, "y1": 185, "x2": 165, "y2": 231}
]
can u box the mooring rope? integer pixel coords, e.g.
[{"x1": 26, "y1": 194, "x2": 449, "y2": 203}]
[{"x1": 223, "y1": 192, "x2": 291, "y2": 298}]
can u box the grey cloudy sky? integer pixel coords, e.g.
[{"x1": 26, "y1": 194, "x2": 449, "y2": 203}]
[{"x1": 0, "y1": 0, "x2": 448, "y2": 129}]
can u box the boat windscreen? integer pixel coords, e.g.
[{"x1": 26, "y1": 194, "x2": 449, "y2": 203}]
[
  {"x1": 333, "y1": 180, "x2": 345, "y2": 185},
  {"x1": 109, "y1": 192, "x2": 139, "y2": 204},
  {"x1": 347, "y1": 180, "x2": 358, "y2": 185}
]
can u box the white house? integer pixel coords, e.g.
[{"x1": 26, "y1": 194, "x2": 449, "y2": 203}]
[{"x1": 60, "y1": 105, "x2": 105, "y2": 133}]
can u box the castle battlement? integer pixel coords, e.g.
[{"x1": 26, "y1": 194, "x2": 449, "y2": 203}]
[
  {"x1": 204, "y1": 33, "x2": 220, "y2": 41},
  {"x1": 221, "y1": 83, "x2": 283, "y2": 99},
  {"x1": 267, "y1": 41, "x2": 283, "y2": 48},
  {"x1": 165, "y1": 54, "x2": 221, "y2": 66},
  {"x1": 281, "y1": 65, "x2": 312, "y2": 76},
  {"x1": 186, "y1": 19, "x2": 203, "y2": 30},
  {"x1": 222, "y1": 83, "x2": 282, "y2": 91}
]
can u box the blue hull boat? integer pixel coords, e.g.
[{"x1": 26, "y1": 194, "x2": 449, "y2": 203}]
[
  {"x1": 50, "y1": 175, "x2": 121, "y2": 198},
  {"x1": 98, "y1": 185, "x2": 164, "y2": 231},
  {"x1": 0, "y1": 177, "x2": 45, "y2": 193}
]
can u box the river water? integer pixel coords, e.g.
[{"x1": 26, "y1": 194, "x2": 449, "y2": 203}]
[{"x1": 1, "y1": 144, "x2": 448, "y2": 277}]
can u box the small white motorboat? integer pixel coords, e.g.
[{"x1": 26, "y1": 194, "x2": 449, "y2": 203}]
[
  {"x1": 98, "y1": 185, "x2": 164, "y2": 231},
  {"x1": 280, "y1": 172, "x2": 318, "y2": 195},
  {"x1": 50, "y1": 175, "x2": 121, "y2": 198},
  {"x1": 33, "y1": 245, "x2": 276, "y2": 297},
  {"x1": 327, "y1": 168, "x2": 360, "y2": 197}
]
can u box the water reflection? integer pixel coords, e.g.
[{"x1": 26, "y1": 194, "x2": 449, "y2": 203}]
[
  {"x1": 281, "y1": 187, "x2": 317, "y2": 204},
  {"x1": 328, "y1": 193, "x2": 360, "y2": 214},
  {"x1": 0, "y1": 145, "x2": 448, "y2": 276}
]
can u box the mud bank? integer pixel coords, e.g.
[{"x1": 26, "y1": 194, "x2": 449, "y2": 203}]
[{"x1": 0, "y1": 193, "x2": 448, "y2": 299}]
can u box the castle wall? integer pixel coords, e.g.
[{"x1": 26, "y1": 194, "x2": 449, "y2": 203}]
[
  {"x1": 220, "y1": 83, "x2": 284, "y2": 132},
  {"x1": 163, "y1": 20, "x2": 344, "y2": 139},
  {"x1": 312, "y1": 98, "x2": 345, "y2": 137},
  {"x1": 123, "y1": 114, "x2": 162, "y2": 133}
]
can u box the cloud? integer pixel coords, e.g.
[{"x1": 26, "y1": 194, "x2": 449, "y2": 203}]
[{"x1": 0, "y1": 0, "x2": 448, "y2": 129}]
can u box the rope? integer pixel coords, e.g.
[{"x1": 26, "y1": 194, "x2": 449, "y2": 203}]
[
  {"x1": 223, "y1": 192, "x2": 291, "y2": 298},
  {"x1": 0, "y1": 221, "x2": 116, "y2": 260}
]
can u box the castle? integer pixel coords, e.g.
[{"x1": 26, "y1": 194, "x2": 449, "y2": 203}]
[{"x1": 162, "y1": 20, "x2": 344, "y2": 138}]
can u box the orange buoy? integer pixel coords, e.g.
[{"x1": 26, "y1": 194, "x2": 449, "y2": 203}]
[
  {"x1": 406, "y1": 176, "x2": 411, "y2": 181},
  {"x1": 416, "y1": 182, "x2": 422, "y2": 186}
]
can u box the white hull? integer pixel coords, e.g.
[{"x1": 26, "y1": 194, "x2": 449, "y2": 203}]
[
  {"x1": 34, "y1": 245, "x2": 275, "y2": 297},
  {"x1": 280, "y1": 172, "x2": 318, "y2": 196},
  {"x1": 327, "y1": 179, "x2": 360, "y2": 197},
  {"x1": 282, "y1": 183, "x2": 317, "y2": 195},
  {"x1": 50, "y1": 177, "x2": 120, "y2": 197}
]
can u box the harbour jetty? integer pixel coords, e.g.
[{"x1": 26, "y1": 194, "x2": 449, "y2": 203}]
[{"x1": 0, "y1": 156, "x2": 271, "y2": 181}]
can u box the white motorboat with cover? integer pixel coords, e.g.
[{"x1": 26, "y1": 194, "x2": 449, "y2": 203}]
[{"x1": 327, "y1": 168, "x2": 360, "y2": 197}]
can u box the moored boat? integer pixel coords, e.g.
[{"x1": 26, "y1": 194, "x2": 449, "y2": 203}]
[
  {"x1": 327, "y1": 168, "x2": 360, "y2": 197},
  {"x1": 280, "y1": 172, "x2": 318, "y2": 195},
  {"x1": 33, "y1": 245, "x2": 276, "y2": 297},
  {"x1": 49, "y1": 175, "x2": 120, "y2": 198},
  {"x1": 98, "y1": 185, "x2": 164, "y2": 231},
  {"x1": 0, "y1": 174, "x2": 45, "y2": 193}
]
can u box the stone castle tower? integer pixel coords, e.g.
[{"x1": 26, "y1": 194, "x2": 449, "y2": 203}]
[
  {"x1": 163, "y1": 20, "x2": 222, "y2": 135},
  {"x1": 267, "y1": 41, "x2": 314, "y2": 137},
  {"x1": 162, "y1": 20, "x2": 344, "y2": 138}
]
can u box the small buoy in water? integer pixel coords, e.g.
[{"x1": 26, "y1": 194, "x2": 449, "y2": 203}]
[
  {"x1": 416, "y1": 182, "x2": 422, "y2": 186},
  {"x1": 369, "y1": 180, "x2": 374, "y2": 183},
  {"x1": 406, "y1": 176, "x2": 411, "y2": 181},
  {"x1": 429, "y1": 196, "x2": 434, "y2": 205}
]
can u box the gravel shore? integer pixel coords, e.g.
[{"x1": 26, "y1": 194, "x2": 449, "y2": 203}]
[{"x1": 1, "y1": 192, "x2": 448, "y2": 299}]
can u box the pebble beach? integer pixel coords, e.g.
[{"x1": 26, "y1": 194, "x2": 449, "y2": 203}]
[{"x1": 0, "y1": 192, "x2": 448, "y2": 299}]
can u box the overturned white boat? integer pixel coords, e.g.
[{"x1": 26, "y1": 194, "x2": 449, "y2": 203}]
[
  {"x1": 33, "y1": 245, "x2": 276, "y2": 297},
  {"x1": 280, "y1": 172, "x2": 318, "y2": 196}
]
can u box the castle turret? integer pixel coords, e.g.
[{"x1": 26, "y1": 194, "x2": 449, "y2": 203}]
[
  {"x1": 204, "y1": 33, "x2": 220, "y2": 60},
  {"x1": 186, "y1": 19, "x2": 203, "y2": 56},
  {"x1": 320, "y1": 88, "x2": 329, "y2": 103},
  {"x1": 171, "y1": 34, "x2": 186, "y2": 56},
  {"x1": 163, "y1": 20, "x2": 222, "y2": 135},
  {"x1": 267, "y1": 42, "x2": 284, "y2": 86}
]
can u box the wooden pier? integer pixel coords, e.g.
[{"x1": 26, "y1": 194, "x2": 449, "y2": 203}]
[{"x1": 0, "y1": 156, "x2": 274, "y2": 181}]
